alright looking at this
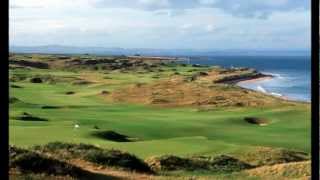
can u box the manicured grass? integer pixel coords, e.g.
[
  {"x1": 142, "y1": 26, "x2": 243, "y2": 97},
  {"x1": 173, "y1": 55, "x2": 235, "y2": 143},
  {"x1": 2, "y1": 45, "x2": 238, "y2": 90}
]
[
  {"x1": 9, "y1": 68, "x2": 310, "y2": 159},
  {"x1": 9, "y1": 54, "x2": 311, "y2": 179}
]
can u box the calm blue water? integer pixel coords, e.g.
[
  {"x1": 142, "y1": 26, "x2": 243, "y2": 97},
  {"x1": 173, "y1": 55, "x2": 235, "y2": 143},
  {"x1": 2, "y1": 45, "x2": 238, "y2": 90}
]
[{"x1": 184, "y1": 56, "x2": 311, "y2": 102}]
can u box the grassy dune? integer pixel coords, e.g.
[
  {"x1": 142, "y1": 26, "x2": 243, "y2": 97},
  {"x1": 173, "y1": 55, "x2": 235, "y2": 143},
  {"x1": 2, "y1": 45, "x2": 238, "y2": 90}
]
[{"x1": 9, "y1": 54, "x2": 311, "y2": 179}]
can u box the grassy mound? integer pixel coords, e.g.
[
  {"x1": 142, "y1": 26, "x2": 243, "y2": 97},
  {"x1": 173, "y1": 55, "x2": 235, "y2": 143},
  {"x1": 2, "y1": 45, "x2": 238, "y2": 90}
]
[
  {"x1": 238, "y1": 147, "x2": 310, "y2": 166},
  {"x1": 9, "y1": 59, "x2": 49, "y2": 69},
  {"x1": 145, "y1": 155, "x2": 253, "y2": 172},
  {"x1": 91, "y1": 130, "x2": 132, "y2": 142},
  {"x1": 186, "y1": 71, "x2": 209, "y2": 81},
  {"x1": 9, "y1": 173, "x2": 75, "y2": 180},
  {"x1": 84, "y1": 149, "x2": 152, "y2": 173},
  {"x1": 9, "y1": 73, "x2": 28, "y2": 82},
  {"x1": 10, "y1": 84, "x2": 23, "y2": 88},
  {"x1": 29, "y1": 75, "x2": 67, "y2": 84},
  {"x1": 111, "y1": 79, "x2": 285, "y2": 108},
  {"x1": 9, "y1": 97, "x2": 21, "y2": 104},
  {"x1": 10, "y1": 146, "x2": 88, "y2": 177},
  {"x1": 33, "y1": 142, "x2": 101, "y2": 157},
  {"x1": 9, "y1": 146, "x2": 30, "y2": 164},
  {"x1": 199, "y1": 155, "x2": 254, "y2": 172},
  {"x1": 245, "y1": 161, "x2": 310, "y2": 179},
  {"x1": 15, "y1": 112, "x2": 48, "y2": 121},
  {"x1": 244, "y1": 117, "x2": 269, "y2": 126},
  {"x1": 11, "y1": 74, "x2": 60, "y2": 84},
  {"x1": 145, "y1": 155, "x2": 192, "y2": 171},
  {"x1": 33, "y1": 142, "x2": 153, "y2": 173}
]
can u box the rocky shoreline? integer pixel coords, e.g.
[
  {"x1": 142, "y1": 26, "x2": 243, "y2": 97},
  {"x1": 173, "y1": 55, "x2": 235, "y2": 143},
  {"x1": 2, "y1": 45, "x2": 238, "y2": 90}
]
[{"x1": 214, "y1": 72, "x2": 274, "y2": 84}]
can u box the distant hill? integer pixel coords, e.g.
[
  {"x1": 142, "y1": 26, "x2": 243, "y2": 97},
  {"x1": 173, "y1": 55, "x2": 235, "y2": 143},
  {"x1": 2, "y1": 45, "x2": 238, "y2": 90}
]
[{"x1": 9, "y1": 45, "x2": 310, "y2": 57}]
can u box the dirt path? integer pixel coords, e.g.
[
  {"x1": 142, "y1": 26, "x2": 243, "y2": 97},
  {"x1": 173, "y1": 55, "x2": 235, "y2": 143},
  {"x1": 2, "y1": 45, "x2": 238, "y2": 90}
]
[{"x1": 69, "y1": 159, "x2": 156, "y2": 180}]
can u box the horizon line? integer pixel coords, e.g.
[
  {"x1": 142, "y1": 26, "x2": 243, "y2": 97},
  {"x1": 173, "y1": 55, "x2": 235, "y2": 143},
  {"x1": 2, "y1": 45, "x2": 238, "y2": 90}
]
[{"x1": 9, "y1": 45, "x2": 310, "y2": 52}]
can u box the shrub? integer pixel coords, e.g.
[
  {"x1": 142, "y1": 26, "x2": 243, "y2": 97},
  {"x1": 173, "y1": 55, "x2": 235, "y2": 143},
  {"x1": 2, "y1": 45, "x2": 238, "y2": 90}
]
[
  {"x1": 84, "y1": 149, "x2": 152, "y2": 173},
  {"x1": 205, "y1": 155, "x2": 253, "y2": 172},
  {"x1": 146, "y1": 155, "x2": 253, "y2": 172},
  {"x1": 239, "y1": 147, "x2": 310, "y2": 166},
  {"x1": 9, "y1": 97, "x2": 20, "y2": 104},
  {"x1": 9, "y1": 146, "x2": 30, "y2": 166},
  {"x1": 33, "y1": 142, "x2": 153, "y2": 173},
  {"x1": 9, "y1": 74, "x2": 28, "y2": 82},
  {"x1": 146, "y1": 155, "x2": 192, "y2": 171},
  {"x1": 34, "y1": 142, "x2": 100, "y2": 154}
]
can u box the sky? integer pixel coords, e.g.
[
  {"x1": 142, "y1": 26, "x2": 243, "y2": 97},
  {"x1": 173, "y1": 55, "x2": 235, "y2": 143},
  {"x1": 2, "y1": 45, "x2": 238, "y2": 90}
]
[{"x1": 9, "y1": 0, "x2": 311, "y2": 50}]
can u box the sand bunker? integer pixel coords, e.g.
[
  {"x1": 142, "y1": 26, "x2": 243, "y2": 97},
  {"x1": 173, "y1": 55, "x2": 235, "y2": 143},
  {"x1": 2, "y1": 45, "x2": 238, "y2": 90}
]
[
  {"x1": 244, "y1": 117, "x2": 269, "y2": 126},
  {"x1": 72, "y1": 80, "x2": 93, "y2": 85},
  {"x1": 41, "y1": 106, "x2": 62, "y2": 109},
  {"x1": 91, "y1": 130, "x2": 133, "y2": 142},
  {"x1": 65, "y1": 91, "x2": 76, "y2": 95},
  {"x1": 30, "y1": 77, "x2": 43, "y2": 83},
  {"x1": 101, "y1": 90, "x2": 110, "y2": 95},
  {"x1": 15, "y1": 112, "x2": 48, "y2": 121}
]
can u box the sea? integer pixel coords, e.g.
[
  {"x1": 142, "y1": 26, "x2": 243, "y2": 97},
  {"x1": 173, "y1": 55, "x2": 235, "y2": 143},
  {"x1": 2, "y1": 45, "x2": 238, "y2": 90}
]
[{"x1": 182, "y1": 55, "x2": 311, "y2": 102}]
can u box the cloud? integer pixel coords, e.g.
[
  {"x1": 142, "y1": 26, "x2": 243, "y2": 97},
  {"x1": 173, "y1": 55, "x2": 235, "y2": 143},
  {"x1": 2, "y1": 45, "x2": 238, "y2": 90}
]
[
  {"x1": 10, "y1": 5, "x2": 24, "y2": 9},
  {"x1": 181, "y1": 23, "x2": 193, "y2": 29},
  {"x1": 205, "y1": 24, "x2": 215, "y2": 32},
  {"x1": 198, "y1": 0, "x2": 217, "y2": 5},
  {"x1": 138, "y1": 0, "x2": 170, "y2": 9},
  {"x1": 211, "y1": 0, "x2": 308, "y2": 19},
  {"x1": 10, "y1": 0, "x2": 90, "y2": 9},
  {"x1": 91, "y1": 0, "x2": 171, "y2": 10},
  {"x1": 90, "y1": 0, "x2": 309, "y2": 18},
  {"x1": 9, "y1": 4, "x2": 43, "y2": 9},
  {"x1": 9, "y1": 0, "x2": 310, "y2": 49},
  {"x1": 153, "y1": 9, "x2": 185, "y2": 17}
]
